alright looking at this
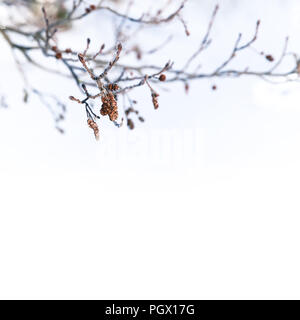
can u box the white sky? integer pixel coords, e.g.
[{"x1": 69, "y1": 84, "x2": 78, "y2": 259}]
[{"x1": 0, "y1": 0, "x2": 300, "y2": 299}]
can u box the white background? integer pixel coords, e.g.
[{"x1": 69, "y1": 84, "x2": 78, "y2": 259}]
[{"x1": 0, "y1": 0, "x2": 300, "y2": 299}]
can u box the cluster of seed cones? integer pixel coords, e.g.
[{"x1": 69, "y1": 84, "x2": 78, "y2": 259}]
[{"x1": 100, "y1": 92, "x2": 118, "y2": 122}]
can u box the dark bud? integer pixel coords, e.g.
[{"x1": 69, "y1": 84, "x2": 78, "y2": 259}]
[
  {"x1": 265, "y1": 54, "x2": 274, "y2": 62},
  {"x1": 55, "y1": 52, "x2": 62, "y2": 59},
  {"x1": 127, "y1": 119, "x2": 134, "y2": 130},
  {"x1": 159, "y1": 74, "x2": 166, "y2": 82}
]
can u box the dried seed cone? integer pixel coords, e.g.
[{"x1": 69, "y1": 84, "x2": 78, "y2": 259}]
[
  {"x1": 107, "y1": 83, "x2": 120, "y2": 91},
  {"x1": 151, "y1": 92, "x2": 159, "y2": 110},
  {"x1": 109, "y1": 109, "x2": 118, "y2": 122},
  {"x1": 100, "y1": 92, "x2": 118, "y2": 121},
  {"x1": 87, "y1": 119, "x2": 99, "y2": 140},
  {"x1": 100, "y1": 105, "x2": 109, "y2": 116}
]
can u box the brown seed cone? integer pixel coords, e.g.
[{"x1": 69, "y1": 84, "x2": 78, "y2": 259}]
[
  {"x1": 109, "y1": 110, "x2": 118, "y2": 122},
  {"x1": 100, "y1": 92, "x2": 119, "y2": 121},
  {"x1": 100, "y1": 103, "x2": 109, "y2": 116},
  {"x1": 152, "y1": 92, "x2": 159, "y2": 110},
  {"x1": 87, "y1": 119, "x2": 99, "y2": 140}
]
